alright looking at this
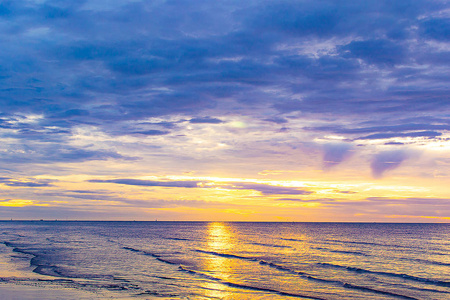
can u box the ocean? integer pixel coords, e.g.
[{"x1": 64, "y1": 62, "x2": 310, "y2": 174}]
[{"x1": 0, "y1": 221, "x2": 449, "y2": 299}]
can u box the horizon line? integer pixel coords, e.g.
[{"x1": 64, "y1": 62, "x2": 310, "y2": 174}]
[{"x1": 1, "y1": 219, "x2": 449, "y2": 224}]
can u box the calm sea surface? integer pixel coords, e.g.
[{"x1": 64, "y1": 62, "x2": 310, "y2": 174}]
[{"x1": 0, "y1": 221, "x2": 449, "y2": 299}]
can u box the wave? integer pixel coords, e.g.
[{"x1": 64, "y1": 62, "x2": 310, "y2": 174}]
[
  {"x1": 136, "y1": 290, "x2": 181, "y2": 298},
  {"x1": 250, "y1": 242, "x2": 292, "y2": 248},
  {"x1": 281, "y1": 238, "x2": 304, "y2": 242},
  {"x1": 122, "y1": 246, "x2": 181, "y2": 265},
  {"x1": 396, "y1": 256, "x2": 450, "y2": 267},
  {"x1": 258, "y1": 261, "x2": 419, "y2": 299},
  {"x1": 190, "y1": 249, "x2": 418, "y2": 299},
  {"x1": 0, "y1": 275, "x2": 141, "y2": 292},
  {"x1": 178, "y1": 266, "x2": 327, "y2": 300},
  {"x1": 164, "y1": 237, "x2": 190, "y2": 241},
  {"x1": 193, "y1": 249, "x2": 305, "y2": 275},
  {"x1": 194, "y1": 249, "x2": 258, "y2": 261},
  {"x1": 122, "y1": 246, "x2": 141, "y2": 252},
  {"x1": 326, "y1": 239, "x2": 384, "y2": 247},
  {"x1": 122, "y1": 246, "x2": 159, "y2": 258},
  {"x1": 342, "y1": 283, "x2": 419, "y2": 299},
  {"x1": 325, "y1": 239, "x2": 449, "y2": 256},
  {"x1": 259, "y1": 260, "x2": 307, "y2": 275},
  {"x1": 125, "y1": 247, "x2": 322, "y2": 299},
  {"x1": 2, "y1": 241, "x2": 68, "y2": 278},
  {"x1": 312, "y1": 247, "x2": 369, "y2": 256},
  {"x1": 318, "y1": 262, "x2": 450, "y2": 287},
  {"x1": 45, "y1": 238, "x2": 83, "y2": 244},
  {"x1": 2, "y1": 242, "x2": 143, "y2": 292}
]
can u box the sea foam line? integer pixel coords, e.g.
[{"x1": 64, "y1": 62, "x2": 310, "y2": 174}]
[
  {"x1": 318, "y1": 262, "x2": 450, "y2": 287},
  {"x1": 194, "y1": 249, "x2": 258, "y2": 261},
  {"x1": 196, "y1": 249, "x2": 420, "y2": 299},
  {"x1": 123, "y1": 245, "x2": 424, "y2": 299},
  {"x1": 178, "y1": 266, "x2": 327, "y2": 300}
]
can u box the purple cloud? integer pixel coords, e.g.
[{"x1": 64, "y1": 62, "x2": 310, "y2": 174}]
[
  {"x1": 225, "y1": 183, "x2": 313, "y2": 195},
  {"x1": 323, "y1": 143, "x2": 354, "y2": 169},
  {"x1": 371, "y1": 150, "x2": 411, "y2": 178},
  {"x1": 88, "y1": 179, "x2": 202, "y2": 188}
]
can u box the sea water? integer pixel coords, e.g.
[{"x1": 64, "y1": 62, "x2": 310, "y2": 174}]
[{"x1": 0, "y1": 221, "x2": 449, "y2": 299}]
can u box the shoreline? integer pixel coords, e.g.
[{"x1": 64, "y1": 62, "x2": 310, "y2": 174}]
[
  {"x1": 0, "y1": 243, "x2": 118, "y2": 300},
  {"x1": 0, "y1": 282, "x2": 106, "y2": 300}
]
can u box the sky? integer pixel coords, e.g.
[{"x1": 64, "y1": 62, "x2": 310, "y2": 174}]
[{"x1": 0, "y1": 0, "x2": 449, "y2": 222}]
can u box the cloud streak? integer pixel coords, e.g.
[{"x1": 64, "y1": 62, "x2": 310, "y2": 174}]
[
  {"x1": 89, "y1": 179, "x2": 202, "y2": 188},
  {"x1": 89, "y1": 178, "x2": 313, "y2": 196}
]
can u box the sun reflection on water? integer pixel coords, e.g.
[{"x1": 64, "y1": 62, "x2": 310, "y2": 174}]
[
  {"x1": 204, "y1": 222, "x2": 237, "y2": 298},
  {"x1": 207, "y1": 222, "x2": 233, "y2": 252}
]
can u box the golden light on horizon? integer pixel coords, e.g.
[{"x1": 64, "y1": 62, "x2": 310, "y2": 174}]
[{"x1": 0, "y1": 199, "x2": 46, "y2": 207}]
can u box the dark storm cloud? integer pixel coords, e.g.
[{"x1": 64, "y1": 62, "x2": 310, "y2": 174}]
[{"x1": 0, "y1": 0, "x2": 448, "y2": 166}]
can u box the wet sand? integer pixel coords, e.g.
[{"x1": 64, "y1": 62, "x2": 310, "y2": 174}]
[{"x1": 0, "y1": 283, "x2": 105, "y2": 300}]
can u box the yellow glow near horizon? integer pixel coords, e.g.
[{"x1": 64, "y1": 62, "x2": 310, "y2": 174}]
[
  {"x1": 0, "y1": 199, "x2": 46, "y2": 207},
  {"x1": 4, "y1": 168, "x2": 448, "y2": 222},
  {"x1": 385, "y1": 215, "x2": 450, "y2": 221}
]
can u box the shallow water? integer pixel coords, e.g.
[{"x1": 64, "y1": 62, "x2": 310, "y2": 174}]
[{"x1": 0, "y1": 221, "x2": 449, "y2": 299}]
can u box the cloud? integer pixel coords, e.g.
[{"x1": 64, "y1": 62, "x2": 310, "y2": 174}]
[
  {"x1": 0, "y1": 143, "x2": 135, "y2": 164},
  {"x1": 44, "y1": 190, "x2": 230, "y2": 208},
  {"x1": 420, "y1": 18, "x2": 450, "y2": 41},
  {"x1": 275, "y1": 198, "x2": 336, "y2": 203},
  {"x1": 274, "y1": 196, "x2": 450, "y2": 220},
  {"x1": 339, "y1": 39, "x2": 407, "y2": 66},
  {"x1": 0, "y1": 178, "x2": 53, "y2": 187},
  {"x1": 189, "y1": 117, "x2": 224, "y2": 124},
  {"x1": 0, "y1": 0, "x2": 448, "y2": 221},
  {"x1": 323, "y1": 143, "x2": 353, "y2": 169},
  {"x1": 370, "y1": 150, "x2": 413, "y2": 178},
  {"x1": 263, "y1": 117, "x2": 288, "y2": 124},
  {"x1": 118, "y1": 199, "x2": 236, "y2": 209},
  {"x1": 130, "y1": 130, "x2": 170, "y2": 136},
  {"x1": 224, "y1": 182, "x2": 313, "y2": 195},
  {"x1": 357, "y1": 131, "x2": 442, "y2": 140},
  {"x1": 306, "y1": 123, "x2": 450, "y2": 135},
  {"x1": 0, "y1": 1, "x2": 447, "y2": 144},
  {"x1": 89, "y1": 179, "x2": 202, "y2": 188},
  {"x1": 365, "y1": 197, "x2": 450, "y2": 206},
  {"x1": 88, "y1": 178, "x2": 313, "y2": 196}
]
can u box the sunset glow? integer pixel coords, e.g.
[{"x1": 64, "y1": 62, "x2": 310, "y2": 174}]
[{"x1": 0, "y1": 0, "x2": 448, "y2": 222}]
